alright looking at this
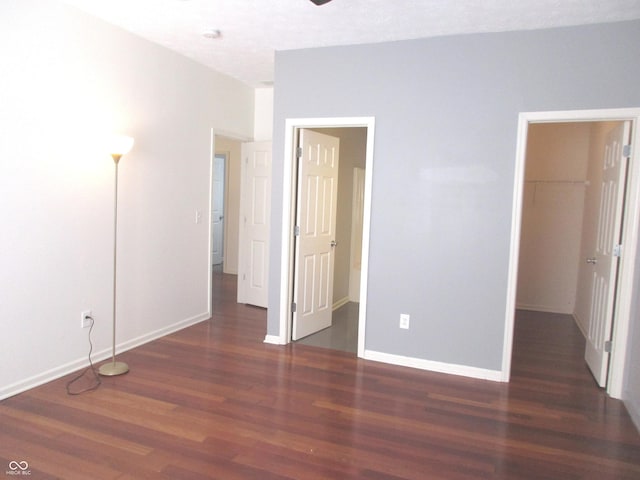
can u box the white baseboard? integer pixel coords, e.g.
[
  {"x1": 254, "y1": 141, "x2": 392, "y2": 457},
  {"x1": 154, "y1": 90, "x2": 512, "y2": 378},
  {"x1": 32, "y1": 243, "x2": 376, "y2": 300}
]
[
  {"x1": 332, "y1": 296, "x2": 350, "y2": 311},
  {"x1": 263, "y1": 334, "x2": 286, "y2": 345},
  {"x1": 0, "y1": 353, "x2": 112, "y2": 402},
  {"x1": 0, "y1": 311, "x2": 211, "y2": 401},
  {"x1": 572, "y1": 311, "x2": 588, "y2": 338},
  {"x1": 116, "y1": 311, "x2": 211, "y2": 357},
  {"x1": 264, "y1": 297, "x2": 350, "y2": 345},
  {"x1": 515, "y1": 303, "x2": 573, "y2": 315},
  {"x1": 517, "y1": 305, "x2": 588, "y2": 339},
  {"x1": 363, "y1": 350, "x2": 504, "y2": 382},
  {"x1": 625, "y1": 395, "x2": 640, "y2": 434}
]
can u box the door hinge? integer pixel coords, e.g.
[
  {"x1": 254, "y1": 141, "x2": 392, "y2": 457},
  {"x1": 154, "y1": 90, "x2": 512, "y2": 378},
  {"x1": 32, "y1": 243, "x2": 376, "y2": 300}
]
[
  {"x1": 294, "y1": 225, "x2": 300, "y2": 236},
  {"x1": 613, "y1": 244, "x2": 622, "y2": 257},
  {"x1": 604, "y1": 340, "x2": 613, "y2": 353},
  {"x1": 291, "y1": 302, "x2": 297, "y2": 313},
  {"x1": 623, "y1": 144, "x2": 631, "y2": 158},
  {"x1": 296, "y1": 147, "x2": 303, "y2": 159}
]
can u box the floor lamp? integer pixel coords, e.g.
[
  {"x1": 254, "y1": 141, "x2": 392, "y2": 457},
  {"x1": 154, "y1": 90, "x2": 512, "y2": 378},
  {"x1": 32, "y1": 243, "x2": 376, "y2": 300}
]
[{"x1": 99, "y1": 134, "x2": 135, "y2": 377}]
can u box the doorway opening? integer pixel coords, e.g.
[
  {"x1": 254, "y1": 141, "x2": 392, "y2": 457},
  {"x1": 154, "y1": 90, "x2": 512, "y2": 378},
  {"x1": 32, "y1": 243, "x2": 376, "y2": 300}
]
[
  {"x1": 211, "y1": 153, "x2": 226, "y2": 269},
  {"x1": 293, "y1": 127, "x2": 367, "y2": 354},
  {"x1": 276, "y1": 117, "x2": 375, "y2": 359},
  {"x1": 504, "y1": 108, "x2": 640, "y2": 399},
  {"x1": 208, "y1": 133, "x2": 248, "y2": 314}
]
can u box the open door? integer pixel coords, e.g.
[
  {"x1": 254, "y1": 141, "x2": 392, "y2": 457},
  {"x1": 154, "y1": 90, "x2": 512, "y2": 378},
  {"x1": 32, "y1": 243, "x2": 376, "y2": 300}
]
[
  {"x1": 585, "y1": 121, "x2": 631, "y2": 387},
  {"x1": 237, "y1": 141, "x2": 272, "y2": 308},
  {"x1": 292, "y1": 129, "x2": 340, "y2": 340}
]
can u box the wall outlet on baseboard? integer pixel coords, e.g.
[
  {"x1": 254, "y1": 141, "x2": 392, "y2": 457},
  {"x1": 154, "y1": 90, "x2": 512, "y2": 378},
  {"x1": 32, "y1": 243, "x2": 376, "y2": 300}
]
[
  {"x1": 81, "y1": 310, "x2": 92, "y2": 328},
  {"x1": 399, "y1": 313, "x2": 410, "y2": 329}
]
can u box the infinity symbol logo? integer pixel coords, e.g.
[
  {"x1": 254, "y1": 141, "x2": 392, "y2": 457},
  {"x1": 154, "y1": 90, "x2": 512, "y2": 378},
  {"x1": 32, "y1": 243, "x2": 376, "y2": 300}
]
[{"x1": 8, "y1": 461, "x2": 29, "y2": 471}]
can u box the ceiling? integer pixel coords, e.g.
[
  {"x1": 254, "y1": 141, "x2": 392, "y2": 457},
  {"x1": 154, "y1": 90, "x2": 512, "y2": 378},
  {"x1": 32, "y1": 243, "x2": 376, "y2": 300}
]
[{"x1": 63, "y1": 0, "x2": 640, "y2": 87}]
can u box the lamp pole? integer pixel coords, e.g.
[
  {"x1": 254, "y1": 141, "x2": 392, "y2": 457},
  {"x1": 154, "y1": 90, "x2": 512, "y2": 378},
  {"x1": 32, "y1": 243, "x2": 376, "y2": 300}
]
[{"x1": 99, "y1": 137, "x2": 133, "y2": 376}]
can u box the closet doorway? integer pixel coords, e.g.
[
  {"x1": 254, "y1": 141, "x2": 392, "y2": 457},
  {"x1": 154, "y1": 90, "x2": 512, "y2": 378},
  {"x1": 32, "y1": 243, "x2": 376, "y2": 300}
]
[{"x1": 504, "y1": 108, "x2": 640, "y2": 399}]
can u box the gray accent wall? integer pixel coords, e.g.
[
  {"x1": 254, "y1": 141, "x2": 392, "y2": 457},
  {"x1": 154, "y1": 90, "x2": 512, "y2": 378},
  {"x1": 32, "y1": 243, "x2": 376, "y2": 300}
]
[
  {"x1": 268, "y1": 20, "x2": 640, "y2": 377},
  {"x1": 626, "y1": 232, "x2": 640, "y2": 430}
]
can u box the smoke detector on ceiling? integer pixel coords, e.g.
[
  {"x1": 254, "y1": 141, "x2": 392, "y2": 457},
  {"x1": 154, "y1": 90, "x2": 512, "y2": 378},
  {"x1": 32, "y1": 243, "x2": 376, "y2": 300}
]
[{"x1": 202, "y1": 29, "x2": 222, "y2": 39}]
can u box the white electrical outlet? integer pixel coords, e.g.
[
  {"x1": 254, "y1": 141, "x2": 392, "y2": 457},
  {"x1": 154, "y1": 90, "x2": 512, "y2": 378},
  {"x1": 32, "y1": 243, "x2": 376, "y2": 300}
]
[
  {"x1": 399, "y1": 313, "x2": 410, "y2": 329},
  {"x1": 81, "y1": 310, "x2": 92, "y2": 328}
]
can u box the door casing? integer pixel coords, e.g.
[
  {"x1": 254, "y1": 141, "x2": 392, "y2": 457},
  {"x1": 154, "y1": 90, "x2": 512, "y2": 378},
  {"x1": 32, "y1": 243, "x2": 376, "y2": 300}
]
[
  {"x1": 276, "y1": 117, "x2": 375, "y2": 357},
  {"x1": 505, "y1": 108, "x2": 640, "y2": 399}
]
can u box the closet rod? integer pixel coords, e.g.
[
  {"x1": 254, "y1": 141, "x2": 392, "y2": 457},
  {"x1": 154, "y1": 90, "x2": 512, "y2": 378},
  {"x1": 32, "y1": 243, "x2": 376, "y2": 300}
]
[{"x1": 525, "y1": 179, "x2": 590, "y2": 186}]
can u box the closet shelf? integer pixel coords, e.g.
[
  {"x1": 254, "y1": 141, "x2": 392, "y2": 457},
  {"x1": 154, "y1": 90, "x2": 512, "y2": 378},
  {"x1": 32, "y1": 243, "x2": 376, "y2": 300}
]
[{"x1": 525, "y1": 179, "x2": 590, "y2": 186}]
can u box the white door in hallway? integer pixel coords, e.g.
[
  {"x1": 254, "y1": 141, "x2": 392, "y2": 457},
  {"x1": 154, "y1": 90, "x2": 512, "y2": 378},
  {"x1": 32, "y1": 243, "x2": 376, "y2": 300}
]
[
  {"x1": 237, "y1": 141, "x2": 272, "y2": 308},
  {"x1": 585, "y1": 121, "x2": 631, "y2": 387},
  {"x1": 292, "y1": 129, "x2": 340, "y2": 340}
]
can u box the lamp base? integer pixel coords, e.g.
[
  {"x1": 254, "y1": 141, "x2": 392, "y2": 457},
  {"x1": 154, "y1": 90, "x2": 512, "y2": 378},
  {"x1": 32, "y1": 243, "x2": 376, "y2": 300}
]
[{"x1": 98, "y1": 361, "x2": 129, "y2": 376}]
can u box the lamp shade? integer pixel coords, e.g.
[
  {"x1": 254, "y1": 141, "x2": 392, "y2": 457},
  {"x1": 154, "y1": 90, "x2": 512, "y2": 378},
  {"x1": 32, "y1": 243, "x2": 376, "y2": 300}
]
[{"x1": 109, "y1": 135, "x2": 135, "y2": 156}]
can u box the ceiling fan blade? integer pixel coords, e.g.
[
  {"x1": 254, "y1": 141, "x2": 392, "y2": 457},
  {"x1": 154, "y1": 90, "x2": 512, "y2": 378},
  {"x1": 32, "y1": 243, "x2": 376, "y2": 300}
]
[{"x1": 309, "y1": 0, "x2": 333, "y2": 5}]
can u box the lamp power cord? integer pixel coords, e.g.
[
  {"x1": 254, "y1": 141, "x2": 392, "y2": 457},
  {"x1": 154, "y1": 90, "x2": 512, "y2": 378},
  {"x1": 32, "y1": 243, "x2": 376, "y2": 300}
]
[{"x1": 66, "y1": 314, "x2": 102, "y2": 395}]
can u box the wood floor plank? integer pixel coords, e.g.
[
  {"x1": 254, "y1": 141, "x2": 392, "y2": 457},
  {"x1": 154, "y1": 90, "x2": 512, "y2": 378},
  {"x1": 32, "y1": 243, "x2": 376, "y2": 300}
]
[{"x1": 1, "y1": 273, "x2": 639, "y2": 479}]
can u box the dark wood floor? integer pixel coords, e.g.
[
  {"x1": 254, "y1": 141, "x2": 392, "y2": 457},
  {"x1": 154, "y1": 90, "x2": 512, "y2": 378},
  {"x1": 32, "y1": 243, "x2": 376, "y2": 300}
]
[{"x1": 1, "y1": 273, "x2": 640, "y2": 479}]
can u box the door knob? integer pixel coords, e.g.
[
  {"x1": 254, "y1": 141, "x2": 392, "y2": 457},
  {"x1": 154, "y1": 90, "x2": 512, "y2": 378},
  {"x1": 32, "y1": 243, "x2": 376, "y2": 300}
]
[
  {"x1": 586, "y1": 257, "x2": 597, "y2": 264},
  {"x1": 330, "y1": 240, "x2": 338, "y2": 247}
]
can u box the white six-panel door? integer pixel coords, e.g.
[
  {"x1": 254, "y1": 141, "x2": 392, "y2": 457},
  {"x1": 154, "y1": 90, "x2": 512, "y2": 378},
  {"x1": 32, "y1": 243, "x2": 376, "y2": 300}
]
[
  {"x1": 585, "y1": 121, "x2": 631, "y2": 387},
  {"x1": 292, "y1": 130, "x2": 340, "y2": 340},
  {"x1": 237, "y1": 141, "x2": 272, "y2": 308}
]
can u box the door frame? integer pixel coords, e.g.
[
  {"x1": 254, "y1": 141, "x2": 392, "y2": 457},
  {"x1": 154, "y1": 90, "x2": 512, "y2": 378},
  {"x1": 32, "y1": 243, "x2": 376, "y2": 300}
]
[
  {"x1": 503, "y1": 108, "x2": 640, "y2": 398},
  {"x1": 276, "y1": 117, "x2": 375, "y2": 357}
]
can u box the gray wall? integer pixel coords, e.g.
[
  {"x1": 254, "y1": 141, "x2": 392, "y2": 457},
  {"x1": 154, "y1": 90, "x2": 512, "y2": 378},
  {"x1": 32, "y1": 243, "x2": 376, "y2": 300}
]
[
  {"x1": 269, "y1": 21, "x2": 640, "y2": 374},
  {"x1": 626, "y1": 231, "x2": 640, "y2": 429}
]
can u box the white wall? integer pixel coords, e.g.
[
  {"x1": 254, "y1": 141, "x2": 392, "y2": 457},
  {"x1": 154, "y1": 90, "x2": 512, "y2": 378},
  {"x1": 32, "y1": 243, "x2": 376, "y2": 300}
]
[
  {"x1": 516, "y1": 123, "x2": 590, "y2": 314},
  {"x1": 254, "y1": 87, "x2": 274, "y2": 142},
  {"x1": 0, "y1": 0, "x2": 254, "y2": 399},
  {"x1": 624, "y1": 218, "x2": 640, "y2": 430}
]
